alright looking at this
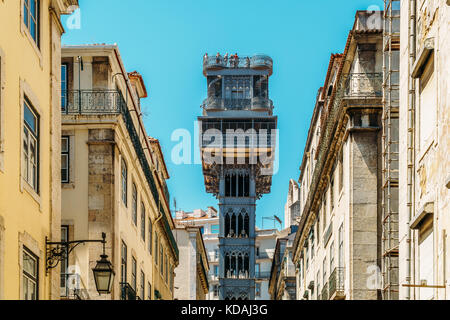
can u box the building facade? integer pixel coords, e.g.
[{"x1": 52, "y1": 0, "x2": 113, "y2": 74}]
[
  {"x1": 174, "y1": 208, "x2": 277, "y2": 300},
  {"x1": 173, "y1": 225, "x2": 209, "y2": 300},
  {"x1": 268, "y1": 226, "x2": 297, "y2": 300},
  {"x1": 284, "y1": 179, "x2": 301, "y2": 229},
  {"x1": 397, "y1": 0, "x2": 449, "y2": 300},
  {"x1": 0, "y1": 0, "x2": 78, "y2": 300},
  {"x1": 292, "y1": 11, "x2": 385, "y2": 300},
  {"x1": 60, "y1": 44, "x2": 178, "y2": 300},
  {"x1": 198, "y1": 53, "x2": 277, "y2": 300}
]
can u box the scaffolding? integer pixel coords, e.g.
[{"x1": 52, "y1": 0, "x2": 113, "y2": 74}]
[{"x1": 382, "y1": 0, "x2": 400, "y2": 300}]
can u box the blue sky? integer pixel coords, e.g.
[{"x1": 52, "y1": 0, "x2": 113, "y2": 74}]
[{"x1": 62, "y1": 0, "x2": 384, "y2": 230}]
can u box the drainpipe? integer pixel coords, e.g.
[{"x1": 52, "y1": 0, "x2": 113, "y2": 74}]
[{"x1": 406, "y1": 0, "x2": 417, "y2": 301}]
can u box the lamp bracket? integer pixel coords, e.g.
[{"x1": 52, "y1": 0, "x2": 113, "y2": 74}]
[{"x1": 45, "y1": 232, "x2": 106, "y2": 274}]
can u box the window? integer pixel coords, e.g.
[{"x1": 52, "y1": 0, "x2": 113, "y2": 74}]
[
  {"x1": 154, "y1": 234, "x2": 159, "y2": 265},
  {"x1": 132, "y1": 183, "x2": 137, "y2": 225},
  {"x1": 330, "y1": 177, "x2": 335, "y2": 212},
  {"x1": 330, "y1": 242, "x2": 335, "y2": 273},
  {"x1": 225, "y1": 173, "x2": 249, "y2": 197},
  {"x1": 121, "y1": 158, "x2": 127, "y2": 206},
  {"x1": 23, "y1": 98, "x2": 39, "y2": 193},
  {"x1": 255, "y1": 263, "x2": 260, "y2": 276},
  {"x1": 323, "y1": 192, "x2": 327, "y2": 231},
  {"x1": 213, "y1": 285, "x2": 219, "y2": 297},
  {"x1": 61, "y1": 64, "x2": 68, "y2": 112},
  {"x1": 148, "y1": 218, "x2": 152, "y2": 254},
  {"x1": 22, "y1": 248, "x2": 38, "y2": 300},
  {"x1": 131, "y1": 257, "x2": 137, "y2": 290},
  {"x1": 140, "y1": 202, "x2": 145, "y2": 241},
  {"x1": 211, "y1": 224, "x2": 219, "y2": 234},
  {"x1": 140, "y1": 271, "x2": 145, "y2": 300},
  {"x1": 160, "y1": 243, "x2": 164, "y2": 275},
  {"x1": 316, "y1": 271, "x2": 320, "y2": 299},
  {"x1": 256, "y1": 247, "x2": 260, "y2": 257},
  {"x1": 323, "y1": 257, "x2": 327, "y2": 284},
  {"x1": 61, "y1": 136, "x2": 69, "y2": 183},
  {"x1": 165, "y1": 254, "x2": 168, "y2": 283},
  {"x1": 419, "y1": 52, "x2": 436, "y2": 150},
  {"x1": 338, "y1": 224, "x2": 344, "y2": 268},
  {"x1": 23, "y1": 0, "x2": 40, "y2": 47},
  {"x1": 256, "y1": 283, "x2": 261, "y2": 297},
  {"x1": 214, "y1": 265, "x2": 219, "y2": 277},
  {"x1": 147, "y1": 282, "x2": 152, "y2": 300},
  {"x1": 418, "y1": 216, "x2": 434, "y2": 300},
  {"x1": 214, "y1": 249, "x2": 219, "y2": 261},
  {"x1": 121, "y1": 241, "x2": 127, "y2": 283}
]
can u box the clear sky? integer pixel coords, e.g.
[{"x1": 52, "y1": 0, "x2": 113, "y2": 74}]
[{"x1": 61, "y1": 0, "x2": 384, "y2": 230}]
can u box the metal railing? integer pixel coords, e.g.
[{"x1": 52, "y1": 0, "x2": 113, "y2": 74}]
[
  {"x1": 321, "y1": 281, "x2": 329, "y2": 300},
  {"x1": 203, "y1": 54, "x2": 273, "y2": 71},
  {"x1": 62, "y1": 90, "x2": 123, "y2": 114},
  {"x1": 202, "y1": 96, "x2": 273, "y2": 111},
  {"x1": 328, "y1": 267, "x2": 345, "y2": 298},
  {"x1": 120, "y1": 282, "x2": 137, "y2": 300},
  {"x1": 343, "y1": 73, "x2": 383, "y2": 98}
]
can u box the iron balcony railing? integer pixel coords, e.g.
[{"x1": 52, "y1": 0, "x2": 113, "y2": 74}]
[
  {"x1": 62, "y1": 90, "x2": 123, "y2": 114},
  {"x1": 120, "y1": 282, "x2": 137, "y2": 300},
  {"x1": 328, "y1": 267, "x2": 345, "y2": 299},
  {"x1": 342, "y1": 73, "x2": 383, "y2": 98},
  {"x1": 202, "y1": 96, "x2": 273, "y2": 112},
  {"x1": 62, "y1": 90, "x2": 179, "y2": 260},
  {"x1": 321, "y1": 281, "x2": 329, "y2": 300},
  {"x1": 198, "y1": 258, "x2": 209, "y2": 289},
  {"x1": 203, "y1": 54, "x2": 273, "y2": 71}
]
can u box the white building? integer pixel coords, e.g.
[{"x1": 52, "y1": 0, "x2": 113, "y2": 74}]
[{"x1": 175, "y1": 207, "x2": 278, "y2": 300}]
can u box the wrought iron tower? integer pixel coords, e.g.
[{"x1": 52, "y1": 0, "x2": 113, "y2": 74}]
[{"x1": 199, "y1": 53, "x2": 277, "y2": 300}]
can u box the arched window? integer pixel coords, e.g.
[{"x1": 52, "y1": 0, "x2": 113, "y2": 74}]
[
  {"x1": 225, "y1": 253, "x2": 230, "y2": 278},
  {"x1": 230, "y1": 213, "x2": 236, "y2": 237},
  {"x1": 244, "y1": 211, "x2": 250, "y2": 237},
  {"x1": 238, "y1": 212, "x2": 244, "y2": 237},
  {"x1": 225, "y1": 211, "x2": 231, "y2": 237}
]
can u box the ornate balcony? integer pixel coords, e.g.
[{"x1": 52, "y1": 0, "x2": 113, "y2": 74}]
[
  {"x1": 202, "y1": 97, "x2": 273, "y2": 113},
  {"x1": 321, "y1": 281, "x2": 329, "y2": 300},
  {"x1": 203, "y1": 54, "x2": 273, "y2": 75},
  {"x1": 62, "y1": 90, "x2": 123, "y2": 114},
  {"x1": 342, "y1": 73, "x2": 383, "y2": 99},
  {"x1": 120, "y1": 282, "x2": 137, "y2": 300},
  {"x1": 329, "y1": 267, "x2": 345, "y2": 300}
]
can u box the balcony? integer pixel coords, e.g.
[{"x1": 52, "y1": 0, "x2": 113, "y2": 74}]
[
  {"x1": 120, "y1": 282, "x2": 137, "y2": 300},
  {"x1": 203, "y1": 54, "x2": 273, "y2": 75},
  {"x1": 342, "y1": 73, "x2": 382, "y2": 99},
  {"x1": 321, "y1": 281, "x2": 329, "y2": 300},
  {"x1": 62, "y1": 90, "x2": 123, "y2": 114},
  {"x1": 202, "y1": 96, "x2": 273, "y2": 113},
  {"x1": 328, "y1": 267, "x2": 345, "y2": 300}
]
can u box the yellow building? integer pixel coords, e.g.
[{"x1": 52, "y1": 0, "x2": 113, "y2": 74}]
[
  {"x1": 0, "y1": 0, "x2": 78, "y2": 300},
  {"x1": 60, "y1": 44, "x2": 178, "y2": 300}
]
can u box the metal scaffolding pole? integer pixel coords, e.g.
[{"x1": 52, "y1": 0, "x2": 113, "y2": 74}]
[{"x1": 382, "y1": 0, "x2": 400, "y2": 300}]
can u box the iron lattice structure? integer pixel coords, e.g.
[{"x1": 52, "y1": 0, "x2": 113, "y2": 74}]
[{"x1": 382, "y1": 0, "x2": 400, "y2": 300}]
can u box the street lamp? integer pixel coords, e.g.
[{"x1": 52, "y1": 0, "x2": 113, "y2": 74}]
[
  {"x1": 46, "y1": 232, "x2": 115, "y2": 295},
  {"x1": 92, "y1": 233, "x2": 115, "y2": 294}
]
